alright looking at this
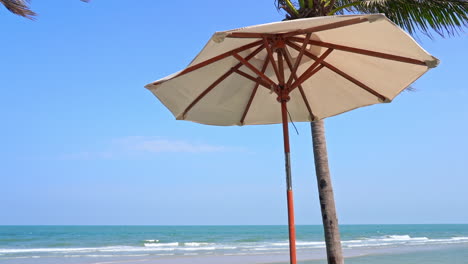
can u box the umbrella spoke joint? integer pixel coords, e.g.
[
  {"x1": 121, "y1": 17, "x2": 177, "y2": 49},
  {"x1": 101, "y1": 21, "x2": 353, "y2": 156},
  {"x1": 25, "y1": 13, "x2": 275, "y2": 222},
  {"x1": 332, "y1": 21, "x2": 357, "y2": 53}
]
[{"x1": 277, "y1": 85, "x2": 291, "y2": 103}]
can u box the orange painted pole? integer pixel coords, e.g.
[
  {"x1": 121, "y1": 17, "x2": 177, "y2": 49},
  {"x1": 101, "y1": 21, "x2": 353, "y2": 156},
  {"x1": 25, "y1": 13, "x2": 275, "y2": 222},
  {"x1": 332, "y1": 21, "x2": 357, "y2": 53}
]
[{"x1": 280, "y1": 92, "x2": 297, "y2": 264}]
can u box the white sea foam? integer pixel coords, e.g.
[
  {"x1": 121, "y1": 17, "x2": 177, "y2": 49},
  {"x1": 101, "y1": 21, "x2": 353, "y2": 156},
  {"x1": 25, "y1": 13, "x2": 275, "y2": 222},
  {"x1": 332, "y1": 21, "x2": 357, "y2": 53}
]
[
  {"x1": 387, "y1": 235, "x2": 412, "y2": 240},
  {"x1": 252, "y1": 247, "x2": 279, "y2": 251},
  {"x1": 144, "y1": 242, "x2": 179, "y2": 247},
  {"x1": 297, "y1": 241, "x2": 326, "y2": 246},
  {"x1": 247, "y1": 235, "x2": 468, "y2": 252},
  {"x1": 100, "y1": 246, "x2": 175, "y2": 252},
  {"x1": 344, "y1": 239, "x2": 363, "y2": 243},
  {"x1": 237, "y1": 244, "x2": 267, "y2": 249},
  {"x1": 451, "y1": 236, "x2": 468, "y2": 241},
  {"x1": 64, "y1": 254, "x2": 116, "y2": 258},
  {"x1": 0, "y1": 246, "x2": 179, "y2": 255},
  {"x1": 1, "y1": 235, "x2": 467, "y2": 258},
  {"x1": 227, "y1": 252, "x2": 254, "y2": 256},
  {"x1": 219, "y1": 246, "x2": 238, "y2": 250},
  {"x1": 270, "y1": 242, "x2": 288, "y2": 246},
  {"x1": 347, "y1": 242, "x2": 393, "y2": 248},
  {"x1": 0, "y1": 247, "x2": 98, "y2": 254},
  {"x1": 271, "y1": 241, "x2": 324, "y2": 247},
  {"x1": 144, "y1": 239, "x2": 159, "y2": 243},
  {"x1": 179, "y1": 247, "x2": 216, "y2": 251},
  {"x1": 341, "y1": 235, "x2": 467, "y2": 248},
  {"x1": 384, "y1": 235, "x2": 428, "y2": 241},
  {"x1": 184, "y1": 242, "x2": 213, "y2": 247}
]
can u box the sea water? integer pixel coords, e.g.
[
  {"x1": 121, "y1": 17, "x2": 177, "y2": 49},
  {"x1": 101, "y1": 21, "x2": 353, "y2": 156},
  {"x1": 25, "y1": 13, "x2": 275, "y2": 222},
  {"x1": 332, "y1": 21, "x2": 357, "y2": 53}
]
[{"x1": 0, "y1": 225, "x2": 467, "y2": 264}]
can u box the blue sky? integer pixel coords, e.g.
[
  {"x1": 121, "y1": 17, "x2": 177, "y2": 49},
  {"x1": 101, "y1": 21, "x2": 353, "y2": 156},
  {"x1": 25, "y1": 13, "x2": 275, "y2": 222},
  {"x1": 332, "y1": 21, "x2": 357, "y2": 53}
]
[{"x1": 0, "y1": 0, "x2": 466, "y2": 225}]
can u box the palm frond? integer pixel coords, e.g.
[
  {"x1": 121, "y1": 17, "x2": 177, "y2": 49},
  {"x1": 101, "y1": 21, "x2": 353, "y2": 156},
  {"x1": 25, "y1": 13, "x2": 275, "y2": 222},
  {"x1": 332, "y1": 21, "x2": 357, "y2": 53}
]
[
  {"x1": 0, "y1": 0, "x2": 35, "y2": 19},
  {"x1": 277, "y1": 0, "x2": 337, "y2": 18},
  {"x1": 1, "y1": 0, "x2": 90, "y2": 19},
  {"x1": 276, "y1": 0, "x2": 301, "y2": 19},
  {"x1": 332, "y1": 0, "x2": 468, "y2": 37}
]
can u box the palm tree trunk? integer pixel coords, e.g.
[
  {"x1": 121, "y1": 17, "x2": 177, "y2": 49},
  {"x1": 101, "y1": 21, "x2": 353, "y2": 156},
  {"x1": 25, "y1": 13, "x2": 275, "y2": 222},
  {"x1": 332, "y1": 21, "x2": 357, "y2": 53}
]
[{"x1": 311, "y1": 120, "x2": 344, "y2": 264}]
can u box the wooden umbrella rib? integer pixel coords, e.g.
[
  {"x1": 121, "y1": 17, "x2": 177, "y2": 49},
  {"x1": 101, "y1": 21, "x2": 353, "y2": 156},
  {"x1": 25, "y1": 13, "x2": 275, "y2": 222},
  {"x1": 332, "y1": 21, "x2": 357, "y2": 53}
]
[
  {"x1": 181, "y1": 45, "x2": 266, "y2": 118},
  {"x1": 233, "y1": 53, "x2": 277, "y2": 87},
  {"x1": 289, "y1": 37, "x2": 427, "y2": 66},
  {"x1": 226, "y1": 18, "x2": 368, "y2": 39},
  {"x1": 240, "y1": 56, "x2": 270, "y2": 125},
  {"x1": 182, "y1": 70, "x2": 234, "y2": 119},
  {"x1": 227, "y1": 32, "x2": 276, "y2": 39},
  {"x1": 323, "y1": 61, "x2": 386, "y2": 101},
  {"x1": 263, "y1": 37, "x2": 281, "y2": 83},
  {"x1": 286, "y1": 33, "x2": 311, "y2": 87},
  {"x1": 289, "y1": 64, "x2": 325, "y2": 93},
  {"x1": 290, "y1": 48, "x2": 333, "y2": 91},
  {"x1": 286, "y1": 40, "x2": 387, "y2": 101},
  {"x1": 281, "y1": 17, "x2": 368, "y2": 38},
  {"x1": 234, "y1": 69, "x2": 271, "y2": 89},
  {"x1": 281, "y1": 48, "x2": 315, "y2": 121},
  {"x1": 151, "y1": 40, "x2": 263, "y2": 86},
  {"x1": 277, "y1": 50, "x2": 285, "y2": 86}
]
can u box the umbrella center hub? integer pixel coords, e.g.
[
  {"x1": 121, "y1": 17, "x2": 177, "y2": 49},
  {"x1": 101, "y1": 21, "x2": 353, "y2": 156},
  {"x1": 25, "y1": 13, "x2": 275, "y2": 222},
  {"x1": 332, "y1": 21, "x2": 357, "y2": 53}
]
[
  {"x1": 271, "y1": 37, "x2": 286, "y2": 51},
  {"x1": 277, "y1": 85, "x2": 290, "y2": 103}
]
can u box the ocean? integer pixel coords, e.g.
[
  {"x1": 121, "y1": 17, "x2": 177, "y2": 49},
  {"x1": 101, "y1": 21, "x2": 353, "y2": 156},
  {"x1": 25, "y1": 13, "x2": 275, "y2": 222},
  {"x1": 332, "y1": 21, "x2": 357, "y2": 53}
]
[{"x1": 0, "y1": 225, "x2": 467, "y2": 264}]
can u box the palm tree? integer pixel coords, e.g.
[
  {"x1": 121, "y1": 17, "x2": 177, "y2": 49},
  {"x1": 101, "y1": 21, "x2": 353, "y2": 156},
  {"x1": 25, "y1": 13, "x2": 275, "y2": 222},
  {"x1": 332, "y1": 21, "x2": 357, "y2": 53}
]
[
  {"x1": 275, "y1": 1, "x2": 467, "y2": 263},
  {"x1": 1, "y1": 0, "x2": 89, "y2": 19}
]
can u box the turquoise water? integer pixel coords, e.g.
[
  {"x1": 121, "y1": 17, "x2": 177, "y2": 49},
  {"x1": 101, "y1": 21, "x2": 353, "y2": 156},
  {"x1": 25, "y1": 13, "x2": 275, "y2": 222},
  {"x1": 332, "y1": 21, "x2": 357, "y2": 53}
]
[{"x1": 0, "y1": 225, "x2": 467, "y2": 263}]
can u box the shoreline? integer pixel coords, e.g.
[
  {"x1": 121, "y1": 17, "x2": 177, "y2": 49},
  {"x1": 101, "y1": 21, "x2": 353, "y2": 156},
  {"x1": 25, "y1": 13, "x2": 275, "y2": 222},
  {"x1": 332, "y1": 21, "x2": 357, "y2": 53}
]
[{"x1": 1, "y1": 244, "x2": 466, "y2": 264}]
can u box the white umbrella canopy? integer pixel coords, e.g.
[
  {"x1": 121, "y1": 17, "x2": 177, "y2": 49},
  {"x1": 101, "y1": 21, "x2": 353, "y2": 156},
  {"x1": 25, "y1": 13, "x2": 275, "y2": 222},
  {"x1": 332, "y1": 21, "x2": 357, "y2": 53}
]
[
  {"x1": 145, "y1": 14, "x2": 438, "y2": 264},
  {"x1": 145, "y1": 14, "x2": 438, "y2": 126}
]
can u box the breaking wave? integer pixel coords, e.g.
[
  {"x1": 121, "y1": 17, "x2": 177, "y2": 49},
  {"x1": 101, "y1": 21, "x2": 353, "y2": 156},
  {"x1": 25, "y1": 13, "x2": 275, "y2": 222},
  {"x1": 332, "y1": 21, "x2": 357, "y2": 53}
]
[{"x1": 1, "y1": 235, "x2": 467, "y2": 259}]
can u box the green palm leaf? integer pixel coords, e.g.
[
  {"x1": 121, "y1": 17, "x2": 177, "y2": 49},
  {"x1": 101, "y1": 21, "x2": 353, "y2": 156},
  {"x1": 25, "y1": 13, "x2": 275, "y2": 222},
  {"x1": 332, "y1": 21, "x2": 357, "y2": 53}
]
[
  {"x1": 277, "y1": 0, "x2": 467, "y2": 37},
  {"x1": 331, "y1": 0, "x2": 468, "y2": 37}
]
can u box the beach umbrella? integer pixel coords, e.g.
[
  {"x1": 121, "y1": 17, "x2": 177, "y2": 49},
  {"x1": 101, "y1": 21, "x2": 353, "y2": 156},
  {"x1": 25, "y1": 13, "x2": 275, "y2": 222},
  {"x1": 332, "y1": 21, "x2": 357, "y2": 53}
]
[{"x1": 145, "y1": 14, "x2": 438, "y2": 264}]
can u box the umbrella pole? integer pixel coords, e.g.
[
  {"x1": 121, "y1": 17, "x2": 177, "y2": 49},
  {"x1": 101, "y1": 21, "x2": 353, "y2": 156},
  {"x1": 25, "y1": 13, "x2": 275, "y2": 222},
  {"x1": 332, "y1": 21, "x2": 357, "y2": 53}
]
[{"x1": 280, "y1": 98, "x2": 297, "y2": 264}]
